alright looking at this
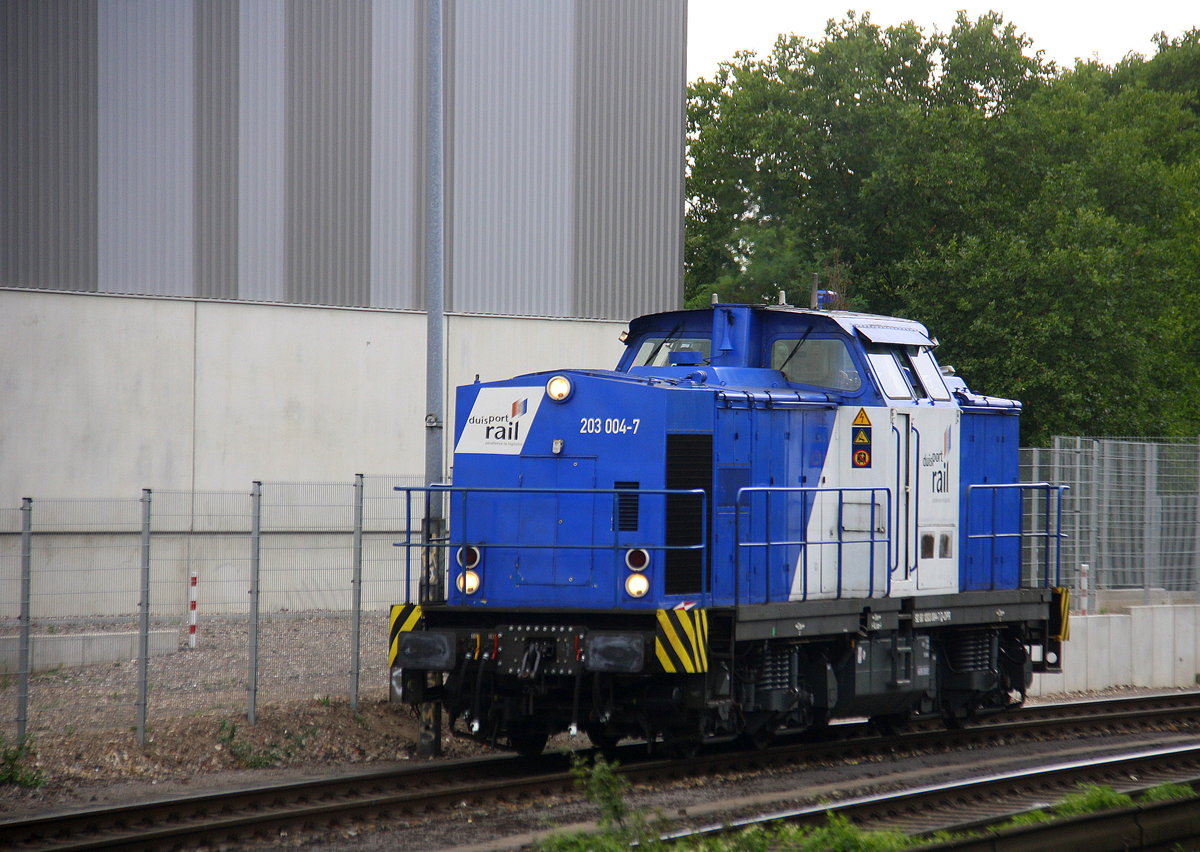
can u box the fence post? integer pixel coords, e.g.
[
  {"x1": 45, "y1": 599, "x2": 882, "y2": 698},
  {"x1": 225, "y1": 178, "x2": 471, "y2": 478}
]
[
  {"x1": 1194, "y1": 436, "x2": 1200, "y2": 596},
  {"x1": 1144, "y1": 443, "x2": 1159, "y2": 605},
  {"x1": 248, "y1": 481, "x2": 262, "y2": 724},
  {"x1": 350, "y1": 474, "x2": 364, "y2": 710},
  {"x1": 1096, "y1": 441, "x2": 1109, "y2": 592},
  {"x1": 17, "y1": 498, "x2": 32, "y2": 742},
  {"x1": 137, "y1": 489, "x2": 152, "y2": 746}
]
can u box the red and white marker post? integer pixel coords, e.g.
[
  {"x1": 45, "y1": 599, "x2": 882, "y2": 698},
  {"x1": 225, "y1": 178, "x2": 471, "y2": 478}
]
[{"x1": 188, "y1": 571, "x2": 198, "y2": 649}]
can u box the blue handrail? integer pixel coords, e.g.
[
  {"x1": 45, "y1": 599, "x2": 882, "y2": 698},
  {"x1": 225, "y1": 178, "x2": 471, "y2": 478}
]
[
  {"x1": 733, "y1": 486, "x2": 892, "y2": 603},
  {"x1": 393, "y1": 484, "x2": 710, "y2": 605},
  {"x1": 965, "y1": 482, "x2": 1069, "y2": 588}
]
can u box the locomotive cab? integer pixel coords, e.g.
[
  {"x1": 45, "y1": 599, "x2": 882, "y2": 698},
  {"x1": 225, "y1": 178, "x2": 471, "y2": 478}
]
[{"x1": 389, "y1": 303, "x2": 1067, "y2": 755}]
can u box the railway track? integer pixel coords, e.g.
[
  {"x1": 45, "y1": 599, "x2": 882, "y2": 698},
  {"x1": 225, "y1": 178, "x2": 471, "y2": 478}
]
[
  {"x1": 671, "y1": 744, "x2": 1200, "y2": 851},
  {"x1": 3, "y1": 691, "x2": 1199, "y2": 850}
]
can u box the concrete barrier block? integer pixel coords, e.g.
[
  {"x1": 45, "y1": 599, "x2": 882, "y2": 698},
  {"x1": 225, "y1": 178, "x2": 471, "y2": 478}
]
[
  {"x1": 80, "y1": 632, "x2": 135, "y2": 664},
  {"x1": 1032, "y1": 671, "x2": 1064, "y2": 697},
  {"x1": 0, "y1": 630, "x2": 178, "y2": 674},
  {"x1": 1190, "y1": 607, "x2": 1200, "y2": 686},
  {"x1": 1149, "y1": 606, "x2": 1176, "y2": 687},
  {"x1": 1063, "y1": 616, "x2": 1089, "y2": 692},
  {"x1": 1110, "y1": 615, "x2": 1133, "y2": 688},
  {"x1": 33, "y1": 635, "x2": 84, "y2": 670},
  {"x1": 1173, "y1": 606, "x2": 1197, "y2": 688},
  {"x1": 1130, "y1": 607, "x2": 1154, "y2": 687},
  {"x1": 1084, "y1": 615, "x2": 1111, "y2": 691}
]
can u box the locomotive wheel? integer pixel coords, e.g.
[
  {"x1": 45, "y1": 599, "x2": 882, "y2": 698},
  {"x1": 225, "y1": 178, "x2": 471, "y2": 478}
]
[
  {"x1": 509, "y1": 728, "x2": 549, "y2": 757},
  {"x1": 740, "y1": 722, "x2": 775, "y2": 750},
  {"x1": 586, "y1": 728, "x2": 621, "y2": 759},
  {"x1": 869, "y1": 712, "x2": 911, "y2": 736},
  {"x1": 661, "y1": 735, "x2": 701, "y2": 759}
]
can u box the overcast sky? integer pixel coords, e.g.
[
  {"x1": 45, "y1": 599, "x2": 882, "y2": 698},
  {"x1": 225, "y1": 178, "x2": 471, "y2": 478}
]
[{"x1": 688, "y1": 1, "x2": 1199, "y2": 81}]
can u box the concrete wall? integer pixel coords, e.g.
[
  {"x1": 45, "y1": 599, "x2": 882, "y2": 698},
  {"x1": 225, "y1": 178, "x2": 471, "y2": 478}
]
[
  {"x1": 1031, "y1": 606, "x2": 1200, "y2": 695},
  {"x1": 0, "y1": 289, "x2": 626, "y2": 505},
  {"x1": 0, "y1": 630, "x2": 175, "y2": 675}
]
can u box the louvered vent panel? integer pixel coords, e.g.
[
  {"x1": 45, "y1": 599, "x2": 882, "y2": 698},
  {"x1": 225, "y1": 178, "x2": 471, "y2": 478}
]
[
  {"x1": 614, "y1": 481, "x2": 640, "y2": 532},
  {"x1": 664, "y1": 434, "x2": 712, "y2": 595}
]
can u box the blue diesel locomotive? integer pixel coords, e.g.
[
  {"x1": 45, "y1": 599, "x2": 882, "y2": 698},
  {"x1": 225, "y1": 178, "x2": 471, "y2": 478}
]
[{"x1": 389, "y1": 303, "x2": 1068, "y2": 755}]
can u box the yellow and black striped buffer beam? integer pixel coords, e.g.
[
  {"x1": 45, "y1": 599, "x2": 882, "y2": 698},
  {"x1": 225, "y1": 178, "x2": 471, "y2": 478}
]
[
  {"x1": 654, "y1": 608, "x2": 709, "y2": 673},
  {"x1": 1051, "y1": 587, "x2": 1071, "y2": 642},
  {"x1": 389, "y1": 603, "x2": 423, "y2": 667}
]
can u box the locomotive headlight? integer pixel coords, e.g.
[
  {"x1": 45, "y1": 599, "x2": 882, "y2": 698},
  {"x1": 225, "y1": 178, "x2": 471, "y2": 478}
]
[
  {"x1": 624, "y1": 572, "x2": 650, "y2": 598},
  {"x1": 456, "y1": 569, "x2": 481, "y2": 595},
  {"x1": 625, "y1": 548, "x2": 650, "y2": 571},
  {"x1": 456, "y1": 545, "x2": 481, "y2": 569},
  {"x1": 546, "y1": 375, "x2": 573, "y2": 402}
]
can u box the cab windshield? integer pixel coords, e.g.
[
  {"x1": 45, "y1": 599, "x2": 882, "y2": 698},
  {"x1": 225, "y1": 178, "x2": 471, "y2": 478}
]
[
  {"x1": 771, "y1": 337, "x2": 862, "y2": 391},
  {"x1": 632, "y1": 336, "x2": 711, "y2": 367}
]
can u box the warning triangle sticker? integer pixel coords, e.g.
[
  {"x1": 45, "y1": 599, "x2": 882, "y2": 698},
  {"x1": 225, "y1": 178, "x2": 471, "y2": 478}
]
[
  {"x1": 854, "y1": 428, "x2": 871, "y2": 444},
  {"x1": 852, "y1": 408, "x2": 872, "y2": 427}
]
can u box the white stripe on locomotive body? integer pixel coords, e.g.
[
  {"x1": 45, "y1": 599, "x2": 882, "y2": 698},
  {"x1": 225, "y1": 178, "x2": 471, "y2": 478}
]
[{"x1": 791, "y1": 404, "x2": 961, "y2": 601}]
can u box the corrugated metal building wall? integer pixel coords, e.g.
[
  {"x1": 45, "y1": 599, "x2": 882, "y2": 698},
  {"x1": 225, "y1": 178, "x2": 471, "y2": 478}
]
[{"x1": 0, "y1": 0, "x2": 684, "y2": 320}]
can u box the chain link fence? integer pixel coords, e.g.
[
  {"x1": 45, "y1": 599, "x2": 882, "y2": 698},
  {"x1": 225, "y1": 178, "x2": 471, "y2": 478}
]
[
  {"x1": 1022, "y1": 437, "x2": 1200, "y2": 608},
  {"x1": 6, "y1": 439, "x2": 1200, "y2": 740},
  {"x1": 0, "y1": 476, "x2": 423, "y2": 742}
]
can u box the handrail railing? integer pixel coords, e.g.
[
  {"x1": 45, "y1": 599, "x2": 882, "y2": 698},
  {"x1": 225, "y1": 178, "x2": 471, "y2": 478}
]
[
  {"x1": 734, "y1": 486, "x2": 892, "y2": 603},
  {"x1": 393, "y1": 485, "x2": 709, "y2": 605},
  {"x1": 965, "y1": 482, "x2": 1069, "y2": 588}
]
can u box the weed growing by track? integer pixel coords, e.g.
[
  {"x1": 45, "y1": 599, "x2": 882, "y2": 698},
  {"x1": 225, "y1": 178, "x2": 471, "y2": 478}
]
[
  {"x1": 215, "y1": 720, "x2": 314, "y2": 769},
  {"x1": 540, "y1": 759, "x2": 1199, "y2": 852},
  {"x1": 0, "y1": 735, "x2": 44, "y2": 788},
  {"x1": 996, "y1": 782, "x2": 1196, "y2": 830}
]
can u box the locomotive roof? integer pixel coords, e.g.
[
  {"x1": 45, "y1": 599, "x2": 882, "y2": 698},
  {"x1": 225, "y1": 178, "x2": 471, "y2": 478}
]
[{"x1": 628, "y1": 304, "x2": 936, "y2": 348}]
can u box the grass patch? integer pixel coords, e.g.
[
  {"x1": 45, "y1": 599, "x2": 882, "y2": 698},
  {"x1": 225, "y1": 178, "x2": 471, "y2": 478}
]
[
  {"x1": 1137, "y1": 782, "x2": 1196, "y2": 803},
  {"x1": 215, "y1": 718, "x2": 317, "y2": 769},
  {"x1": 0, "y1": 734, "x2": 44, "y2": 788},
  {"x1": 994, "y1": 782, "x2": 1196, "y2": 833}
]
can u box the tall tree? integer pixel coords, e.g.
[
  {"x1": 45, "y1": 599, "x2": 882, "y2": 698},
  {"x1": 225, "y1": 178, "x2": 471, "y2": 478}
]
[{"x1": 686, "y1": 14, "x2": 1200, "y2": 443}]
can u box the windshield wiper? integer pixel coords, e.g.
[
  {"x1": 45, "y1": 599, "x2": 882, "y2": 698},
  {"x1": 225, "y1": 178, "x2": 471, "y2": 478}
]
[
  {"x1": 642, "y1": 323, "x2": 683, "y2": 367},
  {"x1": 776, "y1": 327, "x2": 814, "y2": 375}
]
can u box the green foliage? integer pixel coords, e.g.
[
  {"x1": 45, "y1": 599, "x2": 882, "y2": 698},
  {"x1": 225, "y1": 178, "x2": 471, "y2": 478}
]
[
  {"x1": 686, "y1": 13, "x2": 1200, "y2": 443},
  {"x1": 1137, "y1": 782, "x2": 1197, "y2": 803},
  {"x1": 1052, "y1": 784, "x2": 1133, "y2": 816},
  {"x1": 538, "y1": 753, "x2": 665, "y2": 852},
  {"x1": 996, "y1": 783, "x2": 1150, "y2": 831},
  {"x1": 688, "y1": 812, "x2": 919, "y2": 851},
  {"x1": 215, "y1": 719, "x2": 312, "y2": 769},
  {"x1": 995, "y1": 808, "x2": 1053, "y2": 829},
  {"x1": 0, "y1": 734, "x2": 44, "y2": 788}
]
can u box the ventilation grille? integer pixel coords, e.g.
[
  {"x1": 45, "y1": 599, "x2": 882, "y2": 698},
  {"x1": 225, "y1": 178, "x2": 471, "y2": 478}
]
[
  {"x1": 614, "y1": 481, "x2": 639, "y2": 531},
  {"x1": 665, "y1": 433, "x2": 712, "y2": 595}
]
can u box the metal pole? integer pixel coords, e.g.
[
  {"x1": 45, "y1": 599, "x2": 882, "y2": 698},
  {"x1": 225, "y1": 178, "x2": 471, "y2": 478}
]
[
  {"x1": 17, "y1": 498, "x2": 32, "y2": 742},
  {"x1": 420, "y1": 0, "x2": 446, "y2": 759},
  {"x1": 137, "y1": 489, "x2": 152, "y2": 746},
  {"x1": 1096, "y1": 441, "x2": 1109, "y2": 593},
  {"x1": 248, "y1": 481, "x2": 262, "y2": 724},
  {"x1": 350, "y1": 474, "x2": 364, "y2": 710},
  {"x1": 1194, "y1": 437, "x2": 1200, "y2": 596},
  {"x1": 1144, "y1": 443, "x2": 1158, "y2": 605},
  {"x1": 424, "y1": 0, "x2": 446, "y2": 499}
]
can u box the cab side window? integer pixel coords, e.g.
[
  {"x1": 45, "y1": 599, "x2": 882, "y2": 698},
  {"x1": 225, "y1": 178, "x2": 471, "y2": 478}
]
[
  {"x1": 866, "y1": 347, "x2": 915, "y2": 400},
  {"x1": 865, "y1": 345, "x2": 950, "y2": 401}
]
